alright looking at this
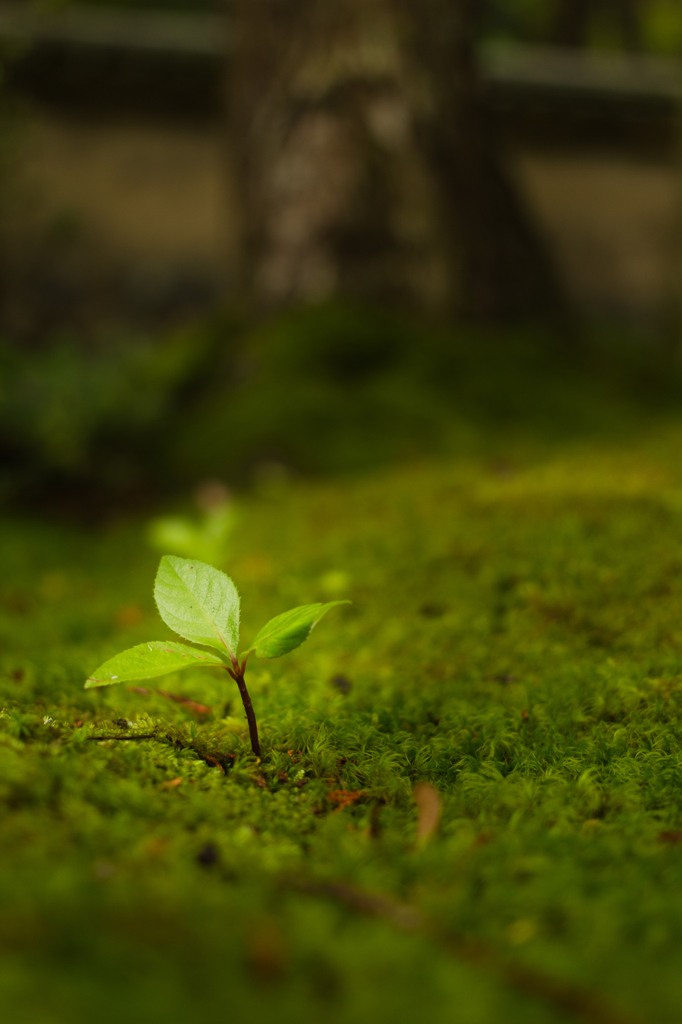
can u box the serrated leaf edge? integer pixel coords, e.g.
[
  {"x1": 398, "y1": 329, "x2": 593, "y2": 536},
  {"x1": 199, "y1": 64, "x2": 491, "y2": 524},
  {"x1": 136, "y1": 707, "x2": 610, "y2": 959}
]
[
  {"x1": 84, "y1": 640, "x2": 227, "y2": 689},
  {"x1": 239, "y1": 600, "x2": 351, "y2": 661},
  {"x1": 154, "y1": 555, "x2": 239, "y2": 655}
]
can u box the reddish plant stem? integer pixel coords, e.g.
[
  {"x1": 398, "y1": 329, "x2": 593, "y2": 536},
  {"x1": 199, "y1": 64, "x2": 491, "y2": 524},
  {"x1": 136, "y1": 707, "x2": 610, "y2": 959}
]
[{"x1": 226, "y1": 665, "x2": 261, "y2": 758}]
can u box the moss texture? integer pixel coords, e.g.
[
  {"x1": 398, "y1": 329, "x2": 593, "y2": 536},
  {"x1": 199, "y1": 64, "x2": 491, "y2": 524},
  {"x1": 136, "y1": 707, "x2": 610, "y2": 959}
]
[{"x1": 4, "y1": 422, "x2": 682, "y2": 1023}]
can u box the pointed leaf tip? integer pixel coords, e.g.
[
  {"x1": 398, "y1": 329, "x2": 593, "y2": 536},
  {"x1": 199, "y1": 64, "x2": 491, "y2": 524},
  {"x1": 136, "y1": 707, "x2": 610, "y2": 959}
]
[
  {"x1": 84, "y1": 641, "x2": 225, "y2": 688},
  {"x1": 241, "y1": 600, "x2": 350, "y2": 661},
  {"x1": 154, "y1": 555, "x2": 240, "y2": 655}
]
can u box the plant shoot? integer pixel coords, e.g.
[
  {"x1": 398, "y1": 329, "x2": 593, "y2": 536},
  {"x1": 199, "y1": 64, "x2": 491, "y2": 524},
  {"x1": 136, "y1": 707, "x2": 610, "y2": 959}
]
[{"x1": 85, "y1": 555, "x2": 349, "y2": 757}]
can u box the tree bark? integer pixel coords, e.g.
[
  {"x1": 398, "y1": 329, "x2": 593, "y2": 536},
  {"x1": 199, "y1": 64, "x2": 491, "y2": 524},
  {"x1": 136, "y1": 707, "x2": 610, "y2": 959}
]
[{"x1": 228, "y1": 0, "x2": 562, "y2": 320}]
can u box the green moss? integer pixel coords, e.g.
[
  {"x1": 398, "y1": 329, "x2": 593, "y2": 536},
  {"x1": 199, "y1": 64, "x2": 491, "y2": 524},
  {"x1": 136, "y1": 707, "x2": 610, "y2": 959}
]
[{"x1": 5, "y1": 422, "x2": 682, "y2": 1021}]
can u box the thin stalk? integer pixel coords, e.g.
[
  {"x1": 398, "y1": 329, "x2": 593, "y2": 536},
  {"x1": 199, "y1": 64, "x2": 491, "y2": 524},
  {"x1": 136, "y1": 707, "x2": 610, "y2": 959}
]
[{"x1": 226, "y1": 662, "x2": 260, "y2": 758}]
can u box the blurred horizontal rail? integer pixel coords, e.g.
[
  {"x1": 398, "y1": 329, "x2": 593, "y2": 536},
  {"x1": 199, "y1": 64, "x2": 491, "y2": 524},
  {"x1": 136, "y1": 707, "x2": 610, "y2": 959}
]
[
  {"x1": 481, "y1": 43, "x2": 682, "y2": 106},
  {"x1": 1, "y1": 3, "x2": 680, "y2": 134},
  {"x1": 0, "y1": 4, "x2": 226, "y2": 119},
  {"x1": 0, "y1": 4, "x2": 226, "y2": 57}
]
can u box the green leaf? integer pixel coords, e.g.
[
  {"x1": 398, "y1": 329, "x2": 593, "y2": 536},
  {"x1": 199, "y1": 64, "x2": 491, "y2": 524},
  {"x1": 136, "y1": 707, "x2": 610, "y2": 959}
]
[
  {"x1": 154, "y1": 555, "x2": 240, "y2": 655},
  {"x1": 241, "y1": 601, "x2": 350, "y2": 661},
  {"x1": 85, "y1": 641, "x2": 225, "y2": 689},
  {"x1": 148, "y1": 516, "x2": 203, "y2": 558}
]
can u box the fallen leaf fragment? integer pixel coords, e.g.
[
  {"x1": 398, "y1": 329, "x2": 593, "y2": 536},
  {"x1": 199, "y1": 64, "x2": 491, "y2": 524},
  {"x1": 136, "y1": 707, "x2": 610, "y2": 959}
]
[
  {"x1": 658, "y1": 830, "x2": 682, "y2": 845},
  {"x1": 245, "y1": 917, "x2": 286, "y2": 981},
  {"x1": 143, "y1": 837, "x2": 169, "y2": 858},
  {"x1": 328, "y1": 789, "x2": 369, "y2": 811},
  {"x1": 127, "y1": 685, "x2": 211, "y2": 715},
  {"x1": 156, "y1": 690, "x2": 212, "y2": 715},
  {"x1": 162, "y1": 777, "x2": 183, "y2": 790},
  {"x1": 582, "y1": 818, "x2": 601, "y2": 833},
  {"x1": 115, "y1": 604, "x2": 144, "y2": 628},
  {"x1": 413, "y1": 782, "x2": 442, "y2": 846}
]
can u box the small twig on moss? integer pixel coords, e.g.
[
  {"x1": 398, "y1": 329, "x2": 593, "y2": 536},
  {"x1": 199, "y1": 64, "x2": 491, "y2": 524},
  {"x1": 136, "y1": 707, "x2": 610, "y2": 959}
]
[
  {"x1": 291, "y1": 880, "x2": 644, "y2": 1024},
  {"x1": 87, "y1": 733, "x2": 157, "y2": 742},
  {"x1": 81, "y1": 732, "x2": 235, "y2": 774}
]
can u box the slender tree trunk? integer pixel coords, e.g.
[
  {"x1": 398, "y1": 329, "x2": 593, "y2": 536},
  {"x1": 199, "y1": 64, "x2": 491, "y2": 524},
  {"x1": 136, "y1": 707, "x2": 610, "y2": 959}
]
[
  {"x1": 228, "y1": 0, "x2": 562, "y2": 320},
  {"x1": 552, "y1": 0, "x2": 642, "y2": 50},
  {"x1": 552, "y1": 0, "x2": 593, "y2": 47}
]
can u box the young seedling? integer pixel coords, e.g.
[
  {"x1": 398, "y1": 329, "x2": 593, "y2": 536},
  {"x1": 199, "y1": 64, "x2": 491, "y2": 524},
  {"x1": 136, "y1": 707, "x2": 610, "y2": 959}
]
[
  {"x1": 85, "y1": 555, "x2": 349, "y2": 758},
  {"x1": 147, "y1": 482, "x2": 237, "y2": 566}
]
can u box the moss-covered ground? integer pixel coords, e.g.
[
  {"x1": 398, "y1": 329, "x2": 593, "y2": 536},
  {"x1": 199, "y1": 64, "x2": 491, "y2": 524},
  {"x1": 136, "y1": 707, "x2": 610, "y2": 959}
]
[{"x1": 5, "y1": 417, "x2": 682, "y2": 1024}]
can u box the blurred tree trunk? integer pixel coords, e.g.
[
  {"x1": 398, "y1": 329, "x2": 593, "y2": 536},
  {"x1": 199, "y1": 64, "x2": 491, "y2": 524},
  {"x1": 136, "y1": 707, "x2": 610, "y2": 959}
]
[
  {"x1": 228, "y1": 0, "x2": 562, "y2": 320},
  {"x1": 552, "y1": 0, "x2": 641, "y2": 50}
]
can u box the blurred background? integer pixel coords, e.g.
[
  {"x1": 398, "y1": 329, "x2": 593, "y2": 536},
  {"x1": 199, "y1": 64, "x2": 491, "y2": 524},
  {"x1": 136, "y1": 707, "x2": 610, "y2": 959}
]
[{"x1": 1, "y1": 0, "x2": 682, "y2": 515}]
